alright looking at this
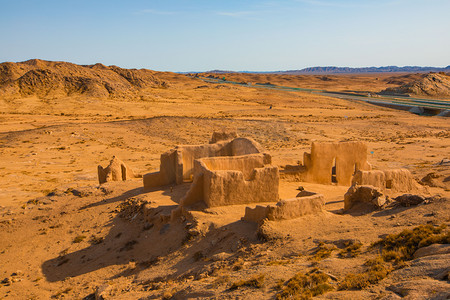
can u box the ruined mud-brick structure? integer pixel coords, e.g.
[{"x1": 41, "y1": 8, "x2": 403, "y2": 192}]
[
  {"x1": 142, "y1": 131, "x2": 281, "y2": 208},
  {"x1": 303, "y1": 141, "x2": 371, "y2": 185},
  {"x1": 143, "y1": 136, "x2": 265, "y2": 189},
  {"x1": 352, "y1": 169, "x2": 422, "y2": 194},
  {"x1": 180, "y1": 153, "x2": 279, "y2": 207},
  {"x1": 98, "y1": 156, "x2": 136, "y2": 184},
  {"x1": 242, "y1": 194, "x2": 325, "y2": 223}
]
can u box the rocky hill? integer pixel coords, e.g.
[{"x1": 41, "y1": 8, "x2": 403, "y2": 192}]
[
  {"x1": 207, "y1": 66, "x2": 450, "y2": 75},
  {"x1": 0, "y1": 59, "x2": 169, "y2": 99},
  {"x1": 381, "y1": 72, "x2": 450, "y2": 97},
  {"x1": 282, "y1": 66, "x2": 450, "y2": 75}
]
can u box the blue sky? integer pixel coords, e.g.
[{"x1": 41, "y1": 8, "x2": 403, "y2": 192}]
[{"x1": 1, "y1": 0, "x2": 449, "y2": 71}]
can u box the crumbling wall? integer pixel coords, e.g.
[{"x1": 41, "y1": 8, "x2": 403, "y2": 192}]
[
  {"x1": 209, "y1": 129, "x2": 238, "y2": 144},
  {"x1": 143, "y1": 136, "x2": 265, "y2": 189},
  {"x1": 181, "y1": 154, "x2": 279, "y2": 208},
  {"x1": 143, "y1": 149, "x2": 179, "y2": 188},
  {"x1": 98, "y1": 156, "x2": 136, "y2": 184},
  {"x1": 303, "y1": 141, "x2": 371, "y2": 185},
  {"x1": 352, "y1": 169, "x2": 422, "y2": 194},
  {"x1": 242, "y1": 194, "x2": 325, "y2": 223},
  {"x1": 344, "y1": 185, "x2": 386, "y2": 210}
]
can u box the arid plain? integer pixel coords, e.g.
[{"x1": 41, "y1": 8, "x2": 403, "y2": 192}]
[{"x1": 0, "y1": 60, "x2": 449, "y2": 299}]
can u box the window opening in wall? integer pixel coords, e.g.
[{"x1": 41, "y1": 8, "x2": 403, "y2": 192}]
[
  {"x1": 386, "y1": 179, "x2": 392, "y2": 189},
  {"x1": 331, "y1": 158, "x2": 337, "y2": 183}
]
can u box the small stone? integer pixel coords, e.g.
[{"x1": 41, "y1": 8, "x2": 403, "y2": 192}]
[
  {"x1": 1, "y1": 277, "x2": 12, "y2": 285},
  {"x1": 95, "y1": 284, "x2": 113, "y2": 300},
  {"x1": 394, "y1": 194, "x2": 425, "y2": 207},
  {"x1": 11, "y1": 270, "x2": 23, "y2": 276}
]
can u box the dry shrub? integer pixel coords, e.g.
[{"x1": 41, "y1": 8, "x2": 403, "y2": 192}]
[
  {"x1": 229, "y1": 274, "x2": 265, "y2": 290},
  {"x1": 267, "y1": 260, "x2": 291, "y2": 266},
  {"x1": 212, "y1": 275, "x2": 230, "y2": 287},
  {"x1": 312, "y1": 242, "x2": 336, "y2": 261},
  {"x1": 339, "y1": 224, "x2": 449, "y2": 290},
  {"x1": 277, "y1": 272, "x2": 332, "y2": 299},
  {"x1": 338, "y1": 257, "x2": 391, "y2": 290},
  {"x1": 72, "y1": 235, "x2": 86, "y2": 243},
  {"x1": 193, "y1": 251, "x2": 204, "y2": 262},
  {"x1": 373, "y1": 224, "x2": 448, "y2": 260},
  {"x1": 339, "y1": 241, "x2": 363, "y2": 258},
  {"x1": 89, "y1": 235, "x2": 104, "y2": 245}
]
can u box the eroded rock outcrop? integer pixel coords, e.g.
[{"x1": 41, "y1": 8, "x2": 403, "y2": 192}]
[
  {"x1": 381, "y1": 72, "x2": 450, "y2": 97},
  {"x1": 344, "y1": 185, "x2": 386, "y2": 210}
]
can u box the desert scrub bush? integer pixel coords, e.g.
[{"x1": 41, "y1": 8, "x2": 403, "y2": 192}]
[
  {"x1": 373, "y1": 224, "x2": 449, "y2": 260},
  {"x1": 339, "y1": 241, "x2": 363, "y2": 258},
  {"x1": 338, "y1": 257, "x2": 391, "y2": 290},
  {"x1": 267, "y1": 259, "x2": 291, "y2": 266},
  {"x1": 211, "y1": 275, "x2": 230, "y2": 288},
  {"x1": 72, "y1": 235, "x2": 86, "y2": 243},
  {"x1": 277, "y1": 272, "x2": 333, "y2": 299},
  {"x1": 339, "y1": 224, "x2": 449, "y2": 290},
  {"x1": 312, "y1": 242, "x2": 337, "y2": 261},
  {"x1": 89, "y1": 235, "x2": 104, "y2": 245},
  {"x1": 229, "y1": 274, "x2": 265, "y2": 290}
]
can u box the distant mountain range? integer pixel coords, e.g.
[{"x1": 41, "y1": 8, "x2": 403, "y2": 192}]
[{"x1": 206, "y1": 66, "x2": 450, "y2": 75}]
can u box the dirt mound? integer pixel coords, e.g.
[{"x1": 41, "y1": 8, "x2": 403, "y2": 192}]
[
  {"x1": 381, "y1": 72, "x2": 450, "y2": 97},
  {"x1": 0, "y1": 59, "x2": 168, "y2": 99}
]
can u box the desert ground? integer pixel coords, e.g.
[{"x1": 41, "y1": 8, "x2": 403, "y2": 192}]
[{"x1": 0, "y1": 61, "x2": 449, "y2": 299}]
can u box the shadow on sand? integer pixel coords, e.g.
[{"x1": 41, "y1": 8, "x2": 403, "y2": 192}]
[{"x1": 41, "y1": 183, "x2": 259, "y2": 285}]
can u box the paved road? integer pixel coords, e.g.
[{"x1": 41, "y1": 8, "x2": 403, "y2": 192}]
[{"x1": 199, "y1": 77, "x2": 450, "y2": 116}]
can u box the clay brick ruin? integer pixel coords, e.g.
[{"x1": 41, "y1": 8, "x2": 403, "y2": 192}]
[
  {"x1": 97, "y1": 135, "x2": 425, "y2": 222},
  {"x1": 343, "y1": 168, "x2": 426, "y2": 210},
  {"x1": 180, "y1": 153, "x2": 279, "y2": 207},
  {"x1": 143, "y1": 136, "x2": 265, "y2": 189},
  {"x1": 303, "y1": 141, "x2": 371, "y2": 185},
  {"x1": 351, "y1": 169, "x2": 422, "y2": 194},
  {"x1": 97, "y1": 156, "x2": 136, "y2": 184},
  {"x1": 242, "y1": 194, "x2": 325, "y2": 223}
]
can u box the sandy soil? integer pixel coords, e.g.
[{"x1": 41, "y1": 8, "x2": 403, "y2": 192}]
[{"x1": 0, "y1": 72, "x2": 449, "y2": 299}]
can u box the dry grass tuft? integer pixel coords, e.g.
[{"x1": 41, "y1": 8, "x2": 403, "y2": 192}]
[
  {"x1": 229, "y1": 274, "x2": 265, "y2": 290},
  {"x1": 277, "y1": 272, "x2": 332, "y2": 299},
  {"x1": 72, "y1": 235, "x2": 86, "y2": 243},
  {"x1": 338, "y1": 257, "x2": 391, "y2": 290},
  {"x1": 339, "y1": 241, "x2": 363, "y2": 258},
  {"x1": 339, "y1": 224, "x2": 449, "y2": 290},
  {"x1": 312, "y1": 242, "x2": 337, "y2": 261},
  {"x1": 373, "y1": 224, "x2": 449, "y2": 260}
]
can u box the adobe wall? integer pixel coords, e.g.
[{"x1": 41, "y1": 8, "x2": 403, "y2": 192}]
[
  {"x1": 180, "y1": 154, "x2": 279, "y2": 208},
  {"x1": 351, "y1": 169, "x2": 422, "y2": 194},
  {"x1": 98, "y1": 156, "x2": 135, "y2": 184},
  {"x1": 143, "y1": 148, "x2": 179, "y2": 189},
  {"x1": 303, "y1": 141, "x2": 371, "y2": 185},
  {"x1": 143, "y1": 137, "x2": 264, "y2": 190},
  {"x1": 200, "y1": 153, "x2": 272, "y2": 179},
  {"x1": 242, "y1": 194, "x2": 325, "y2": 223}
]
